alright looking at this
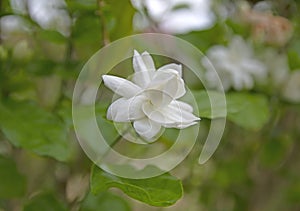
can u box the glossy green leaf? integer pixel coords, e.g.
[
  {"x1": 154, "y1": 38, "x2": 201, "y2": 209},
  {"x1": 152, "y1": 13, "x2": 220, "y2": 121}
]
[
  {"x1": 0, "y1": 100, "x2": 71, "y2": 162},
  {"x1": 177, "y1": 23, "x2": 227, "y2": 51},
  {"x1": 193, "y1": 90, "x2": 270, "y2": 130},
  {"x1": 91, "y1": 166, "x2": 183, "y2": 207},
  {"x1": 72, "y1": 13, "x2": 101, "y2": 59},
  {"x1": 95, "y1": 103, "x2": 119, "y2": 145},
  {"x1": 226, "y1": 92, "x2": 270, "y2": 130},
  {"x1": 80, "y1": 192, "x2": 131, "y2": 211},
  {"x1": 0, "y1": 156, "x2": 26, "y2": 198},
  {"x1": 24, "y1": 193, "x2": 67, "y2": 211},
  {"x1": 192, "y1": 90, "x2": 227, "y2": 119}
]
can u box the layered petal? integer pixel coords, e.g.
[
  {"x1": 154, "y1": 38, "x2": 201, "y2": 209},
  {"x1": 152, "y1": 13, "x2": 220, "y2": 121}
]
[
  {"x1": 148, "y1": 69, "x2": 186, "y2": 99},
  {"x1": 157, "y1": 63, "x2": 182, "y2": 77},
  {"x1": 161, "y1": 100, "x2": 200, "y2": 127},
  {"x1": 132, "y1": 50, "x2": 155, "y2": 87},
  {"x1": 107, "y1": 98, "x2": 131, "y2": 122},
  {"x1": 141, "y1": 51, "x2": 155, "y2": 71},
  {"x1": 142, "y1": 100, "x2": 200, "y2": 128},
  {"x1": 164, "y1": 120, "x2": 198, "y2": 129},
  {"x1": 133, "y1": 118, "x2": 161, "y2": 140},
  {"x1": 102, "y1": 50, "x2": 200, "y2": 141},
  {"x1": 127, "y1": 95, "x2": 148, "y2": 120},
  {"x1": 102, "y1": 75, "x2": 141, "y2": 98},
  {"x1": 107, "y1": 95, "x2": 147, "y2": 122},
  {"x1": 143, "y1": 89, "x2": 173, "y2": 107},
  {"x1": 169, "y1": 100, "x2": 194, "y2": 113}
]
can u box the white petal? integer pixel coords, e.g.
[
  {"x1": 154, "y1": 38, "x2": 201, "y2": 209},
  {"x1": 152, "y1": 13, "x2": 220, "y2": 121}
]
[
  {"x1": 107, "y1": 98, "x2": 130, "y2": 122},
  {"x1": 157, "y1": 63, "x2": 182, "y2": 77},
  {"x1": 230, "y1": 36, "x2": 252, "y2": 58},
  {"x1": 102, "y1": 75, "x2": 141, "y2": 98},
  {"x1": 107, "y1": 96, "x2": 147, "y2": 122},
  {"x1": 207, "y1": 46, "x2": 228, "y2": 62},
  {"x1": 169, "y1": 100, "x2": 194, "y2": 113},
  {"x1": 133, "y1": 50, "x2": 147, "y2": 73},
  {"x1": 133, "y1": 118, "x2": 161, "y2": 140},
  {"x1": 133, "y1": 71, "x2": 155, "y2": 89},
  {"x1": 162, "y1": 101, "x2": 200, "y2": 124},
  {"x1": 128, "y1": 95, "x2": 148, "y2": 120},
  {"x1": 148, "y1": 69, "x2": 186, "y2": 99},
  {"x1": 164, "y1": 121, "x2": 198, "y2": 129},
  {"x1": 142, "y1": 102, "x2": 173, "y2": 125},
  {"x1": 143, "y1": 89, "x2": 173, "y2": 107},
  {"x1": 141, "y1": 51, "x2": 155, "y2": 71},
  {"x1": 241, "y1": 59, "x2": 267, "y2": 77},
  {"x1": 132, "y1": 50, "x2": 154, "y2": 87},
  {"x1": 142, "y1": 100, "x2": 200, "y2": 128}
]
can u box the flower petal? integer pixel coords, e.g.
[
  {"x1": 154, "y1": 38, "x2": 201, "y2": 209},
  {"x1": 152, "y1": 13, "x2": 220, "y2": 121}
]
[
  {"x1": 107, "y1": 98, "x2": 130, "y2": 122},
  {"x1": 128, "y1": 95, "x2": 148, "y2": 120},
  {"x1": 133, "y1": 118, "x2": 161, "y2": 140},
  {"x1": 169, "y1": 100, "x2": 194, "y2": 113},
  {"x1": 142, "y1": 100, "x2": 200, "y2": 128},
  {"x1": 163, "y1": 100, "x2": 200, "y2": 125},
  {"x1": 102, "y1": 75, "x2": 141, "y2": 98},
  {"x1": 164, "y1": 121, "x2": 198, "y2": 129},
  {"x1": 143, "y1": 89, "x2": 173, "y2": 107},
  {"x1": 142, "y1": 102, "x2": 173, "y2": 124},
  {"x1": 148, "y1": 69, "x2": 186, "y2": 99},
  {"x1": 141, "y1": 51, "x2": 155, "y2": 71},
  {"x1": 107, "y1": 96, "x2": 147, "y2": 122},
  {"x1": 133, "y1": 50, "x2": 148, "y2": 73},
  {"x1": 132, "y1": 50, "x2": 154, "y2": 88},
  {"x1": 157, "y1": 63, "x2": 182, "y2": 77}
]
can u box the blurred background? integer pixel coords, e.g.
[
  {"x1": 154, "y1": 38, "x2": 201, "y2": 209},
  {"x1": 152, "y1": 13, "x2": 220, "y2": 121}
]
[{"x1": 0, "y1": 0, "x2": 300, "y2": 210}]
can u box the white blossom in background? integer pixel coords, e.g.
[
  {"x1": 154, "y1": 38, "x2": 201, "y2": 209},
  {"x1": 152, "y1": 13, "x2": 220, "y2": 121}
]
[
  {"x1": 102, "y1": 50, "x2": 200, "y2": 140},
  {"x1": 261, "y1": 48, "x2": 289, "y2": 86},
  {"x1": 202, "y1": 36, "x2": 267, "y2": 91},
  {"x1": 131, "y1": 0, "x2": 215, "y2": 34},
  {"x1": 282, "y1": 70, "x2": 300, "y2": 103},
  {"x1": 28, "y1": 0, "x2": 71, "y2": 36},
  {"x1": 9, "y1": 0, "x2": 71, "y2": 36}
]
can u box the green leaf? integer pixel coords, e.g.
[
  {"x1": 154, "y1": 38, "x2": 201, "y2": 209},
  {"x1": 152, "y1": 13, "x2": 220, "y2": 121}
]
[
  {"x1": 193, "y1": 90, "x2": 270, "y2": 130},
  {"x1": 66, "y1": 0, "x2": 97, "y2": 13},
  {"x1": 107, "y1": 0, "x2": 135, "y2": 41},
  {"x1": 0, "y1": 100, "x2": 72, "y2": 162},
  {"x1": 24, "y1": 193, "x2": 67, "y2": 211},
  {"x1": 226, "y1": 92, "x2": 270, "y2": 130},
  {"x1": 193, "y1": 90, "x2": 227, "y2": 119},
  {"x1": 0, "y1": 156, "x2": 26, "y2": 198},
  {"x1": 177, "y1": 23, "x2": 227, "y2": 51},
  {"x1": 91, "y1": 166, "x2": 183, "y2": 207},
  {"x1": 36, "y1": 29, "x2": 67, "y2": 44},
  {"x1": 72, "y1": 13, "x2": 101, "y2": 59},
  {"x1": 95, "y1": 103, "x2": 119, "y2": 145},
  {"x1": 80, "y1": 192, "x2": 131, "y2": 211}
]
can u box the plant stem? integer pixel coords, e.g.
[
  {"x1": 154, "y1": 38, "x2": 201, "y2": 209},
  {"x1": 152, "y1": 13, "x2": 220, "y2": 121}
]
[
  {"x1": 0, "y1": 0, "x2": 2, "y2": 45},
  {"x1": 97, "y1": 0, "x2": 110, "y2": 46}
]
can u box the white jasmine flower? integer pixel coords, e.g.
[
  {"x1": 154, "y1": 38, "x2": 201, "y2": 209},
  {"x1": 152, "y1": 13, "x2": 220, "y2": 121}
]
[
  {"x1": 102, "y1": 50, "x2": 200, "y2": 140},
  {"x1": 282, "y1": 70, "x2": 300, "y2": 103},
  {"x1": 202, "y1": 36, "x2": 267, "y2": 91},
  {"x1": 261, "y1": 48, "x2": 289, "y2": 86},
  {"x1": 131, "y1": 0, "x2": 215, "y2": 34}
]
